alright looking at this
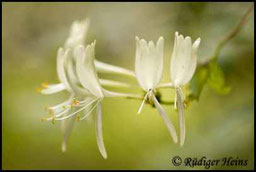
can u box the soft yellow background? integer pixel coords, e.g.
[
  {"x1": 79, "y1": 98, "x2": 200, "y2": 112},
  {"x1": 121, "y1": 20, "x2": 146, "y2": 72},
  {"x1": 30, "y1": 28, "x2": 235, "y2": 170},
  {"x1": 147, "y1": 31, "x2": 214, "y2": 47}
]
[{"x1": 2, "y1": 2, "x2": 254, "y2": 170}]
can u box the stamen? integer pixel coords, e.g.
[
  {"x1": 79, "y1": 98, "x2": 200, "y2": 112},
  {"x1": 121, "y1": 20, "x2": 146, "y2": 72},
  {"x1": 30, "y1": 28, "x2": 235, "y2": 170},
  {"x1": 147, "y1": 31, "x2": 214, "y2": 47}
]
[
  {"x1": 41, "y1": 108, "x2": 69, "y2": 122},
  {"x1": 79, "y1": 100, "x2": 100, "y2": 121},
  {"x1": 137, "y1": 91, "x2": 149, "y2": 114},
  {"x1": 71, "y1": 98, "x2": 80, "y2": 107},
  {"x1": 55, "y1": 98, "x2": 99, "y2": 121}
]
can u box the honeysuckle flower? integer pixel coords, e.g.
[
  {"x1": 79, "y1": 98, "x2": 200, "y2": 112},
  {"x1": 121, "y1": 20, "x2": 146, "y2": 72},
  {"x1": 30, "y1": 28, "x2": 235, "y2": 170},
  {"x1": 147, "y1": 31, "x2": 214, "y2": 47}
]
[
  {"x1": 170, "y1": 31, "x2": 201, "y2": 146},
  {"x1": 42, "y1": 40, "x2": 141, "y2": 159},
  {"x1": 135, "y1": 36, "x2": 178, "y2": 144},
  {"x1": 38, "y1": 19, "x2": 135, "y2": 95},
  {"x1": 74, "y1": 41, "x2": 141, "y2": 159},
  {"x1": 64, "y1": 18, "x2": 135, "y2": 77},
  {"x1": 64, "y1": 18, "x2": 90, "y2": 49},
  {"x1": 38, "y1": 18, "x2": 137, "y2": 157}
]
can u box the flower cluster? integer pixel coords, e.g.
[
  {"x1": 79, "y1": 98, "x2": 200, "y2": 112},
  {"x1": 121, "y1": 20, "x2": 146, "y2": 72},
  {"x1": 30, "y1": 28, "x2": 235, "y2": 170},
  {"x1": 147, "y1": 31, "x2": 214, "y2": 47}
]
[{"x1": 39, "y1": 18, "x2": 200, "y2": 159}]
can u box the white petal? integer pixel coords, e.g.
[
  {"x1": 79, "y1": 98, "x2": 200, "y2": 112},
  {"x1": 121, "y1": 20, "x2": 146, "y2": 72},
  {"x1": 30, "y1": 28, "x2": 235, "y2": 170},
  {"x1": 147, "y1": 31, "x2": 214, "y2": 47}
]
[
  {"x1": 61, "y1": 113, "x2": 76, "y2": 152},
  {"x1": 135, "y1": 36, "x2": 164, "y2": 90},
  {"x1": 176, "y1": 87, "x2": 185, "y2": 146},
  {"x1": 95, "y1": 103, "x2": 108, "y2": 159},
  {"x1": 171, "y1": 33, "x2": 192, "y2": 86},
  {"x1": 75, "y1": 42, "x2": 104, "y2": 98},
  {"x1": 102, "y1": 88, "x2": 141, "y2": 99},
  {"x1": 135, "y1": 36, "x2": 146, "y2": 90},
  {"x1": 152, "y1": 93, "x2": 178, "y2": 143},
  {"x1": 170, "y1": 32, "x2": 178, "y2": 84},
  {"x1": 65, "y1": 51, "x2": 90, "y2": 95},
  {"x1": 40, "y1": 83, "x2": 66, "y2": 94},
  {"x1": 57, "y1": 48, "x2": 72, "y2": 92},
  {"x1": 95, "y1": 60, "x2": 135, "y2": 77},
  {"x1": 154, "y1": 37, "x2": 164, "y2": 86},
  {"x1": 99, "y1": 79, "x2": 131, "y2": 88},
  {"x1": 64, "y1": 18, "x2": 90, "y2": 49},
  {"x1": 179, "y1": 37, "x2": 201, "y2": 85},
  {"x1": 170, "y1": 32, "x2": 200, "y2": 86}
]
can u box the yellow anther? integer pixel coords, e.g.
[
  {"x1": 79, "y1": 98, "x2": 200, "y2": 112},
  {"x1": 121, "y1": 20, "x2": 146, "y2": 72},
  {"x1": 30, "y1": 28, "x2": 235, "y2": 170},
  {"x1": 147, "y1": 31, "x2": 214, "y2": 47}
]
[
  {"x1": 41, "y1": 82, "x2": 48, "y2": 89},
  {"x1": 72, "y1": 99, "x2": 80, "y2": 107}
]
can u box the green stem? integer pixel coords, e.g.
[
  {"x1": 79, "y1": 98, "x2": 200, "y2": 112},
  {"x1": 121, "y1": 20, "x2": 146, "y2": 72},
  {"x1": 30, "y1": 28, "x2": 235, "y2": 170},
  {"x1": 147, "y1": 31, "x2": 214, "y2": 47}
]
[{"x1": 201, "y1": 5, "x2": 253, "y2": 66}]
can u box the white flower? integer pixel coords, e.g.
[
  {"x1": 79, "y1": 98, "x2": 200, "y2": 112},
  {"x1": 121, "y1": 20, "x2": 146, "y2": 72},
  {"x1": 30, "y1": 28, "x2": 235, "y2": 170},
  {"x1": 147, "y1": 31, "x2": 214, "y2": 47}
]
[
  {"x1": 64, "y1": 19, "x2": 90, "y2": 49},
  {"x1": 135, "y1": 36, "x2": 178, "y2": 144},
  {"x1": 74, "y1": 41, "x2": 141, "y2": 159},
  {"x1": 170, "y1": 31, "x2": 201, "y2": 146},
  {"x1": 41, "y1": 41, "x2": 141, "y2": 158},
  {"x1": 38, "y1": 19, "x2": 135, "y2": 95},
  {"x1": 65, "y1": 18, "x2": 135, "y2": 77},
  {"x1": 39, "y1": 19, "x2": 139, "y2": 157}
]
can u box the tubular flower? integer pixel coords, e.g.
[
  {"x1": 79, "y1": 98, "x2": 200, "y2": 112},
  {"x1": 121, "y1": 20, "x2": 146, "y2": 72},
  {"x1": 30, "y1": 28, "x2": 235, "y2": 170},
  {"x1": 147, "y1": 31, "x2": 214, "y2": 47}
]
[
  {"x1": 38, "y1": 19, "x2": 136, "y2": 155},
  {"x1": 38, "y1": 19, "x2": 135, "y2": 95},
  {"x1": 170, "y1": 31, "x2": 201, "y2": 146},
  {"x1": 135, "y1": 36, "x2": 178, "y2": 144},
  {"x1": 74, "y1": 41, "x2": 141, "y2": 159},
  {"x1": 42, "y1": 40, "x2": 141, "y2": 159}
]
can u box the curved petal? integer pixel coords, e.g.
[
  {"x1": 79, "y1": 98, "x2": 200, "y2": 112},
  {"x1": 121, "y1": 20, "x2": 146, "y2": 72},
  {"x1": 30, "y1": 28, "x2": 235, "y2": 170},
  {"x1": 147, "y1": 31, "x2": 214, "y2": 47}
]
[
  {"x1": 152, "y1": 93, "x2": 178, "y2": 144},
  {"x1": 170, "y1": 32, "x2": 191, "y2": 86},
  {"x1": 170, "y1": 32, "x2": 201, "y2": 86},
  {"x1": 154, "y1": 37, "x2": 164, "y2": 86},
  {"x1": 75, "y1": 42, "x2": 104, "y2": 98},
  {"x1": 176, "y1": 87, "x2": 185, "y2": 146},
  {"x1": 95, "y1": 103, "x2": 108, "y2": 159},
  {"x1": 135, "y1": 36, "x2": 164, "y2": 90},
  {"x1": 64, "y1": 18, "x2": 90, "y2": 49},
  {"x1": 135, "y1": 36, "x2": 146, "y2": 90},
  {"x1": 95, "y1": 60, "x2": 135, "y2": 77},
  {"x1": 57, "y1": 48, "x2": 72, "y2": 92},
  {"x1": 40, "y1": 83, "x2": 66, "y2": 95},
  {"x1": 179, "y1": 38, "x2": 201, "y2": 85},
  {"x1": 65, "y1": 51, "x2": 90, "y2": 96},
  {"x1": 61, "y1": 110, "x2": 76, "y2": 152},
  {"x1": 99, "y1": 79, "x2": 131, "y2": 88},
  {"x1": 102, "y1": 88, "x2": 141, "y2": 99}
]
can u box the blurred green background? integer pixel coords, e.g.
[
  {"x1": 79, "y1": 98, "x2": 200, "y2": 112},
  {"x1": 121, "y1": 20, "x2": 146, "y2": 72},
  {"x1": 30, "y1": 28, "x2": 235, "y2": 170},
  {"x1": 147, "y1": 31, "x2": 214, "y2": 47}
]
[{"x1": 2, "y1": 2, "x2": 254, "y2": 170}]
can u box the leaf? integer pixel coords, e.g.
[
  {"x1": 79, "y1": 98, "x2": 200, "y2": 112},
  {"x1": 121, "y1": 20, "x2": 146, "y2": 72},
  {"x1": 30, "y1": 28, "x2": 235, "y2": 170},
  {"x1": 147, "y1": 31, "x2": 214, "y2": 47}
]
[
  {"x1": 188, "y1": 66, "x2": 209, "y2": 101},
  {"x1": 207, "y1": 58, "x2": 231, "y2": 94}
]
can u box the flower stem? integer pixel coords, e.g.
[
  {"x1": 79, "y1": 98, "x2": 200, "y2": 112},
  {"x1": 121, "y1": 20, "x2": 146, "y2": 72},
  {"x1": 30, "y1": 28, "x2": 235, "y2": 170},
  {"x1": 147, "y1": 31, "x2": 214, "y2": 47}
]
[{"x1": 201, "y1": 5, "x2": 253, "y2": 66}]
